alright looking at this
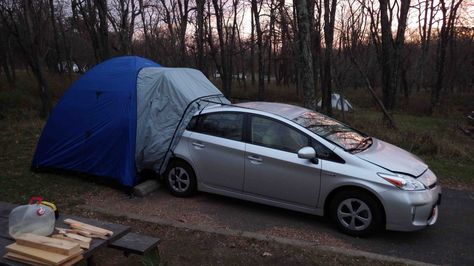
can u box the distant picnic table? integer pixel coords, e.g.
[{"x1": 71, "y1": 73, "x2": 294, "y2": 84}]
[{"x1": 0, "y1": 201, "x2": 131, "y2": 265}]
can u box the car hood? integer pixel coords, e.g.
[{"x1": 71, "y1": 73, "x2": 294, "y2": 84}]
[{"x1": 356, "y1": 138, "x2": 428, "y2": 177}]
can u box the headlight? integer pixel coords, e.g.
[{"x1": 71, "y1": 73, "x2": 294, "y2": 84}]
[{"x1": 377, "y1": 173, "x2": 426, "y2": 191}]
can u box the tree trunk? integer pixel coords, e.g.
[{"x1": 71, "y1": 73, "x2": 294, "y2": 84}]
[
  {"x1": 23, "y1": 0, "x2": 53, "y2": 117},
  {"x1": 294, "y1": 0, "x2": 316, "y2": 110},
  {"x1": 251, "y1": 0, "x2": 264, "y2": 100},
  {"x1": 95, "y1": 0, "x2": 110, "y2": 61},
  {"x1": 431, "y1": 0, "x2": 463, "y2": 112},
  {"x1": 321, "y1": 0, "x2": 336, "y2": 116},
  {"x1": 196, "y1": 0, "x2": 205, "y2": 73},
  {"x1": 48, "y1": 0, "x2": 62, "y2": 74},
  {"x1": 250, "y1": 9, "x2": 256, "y2": 85}
]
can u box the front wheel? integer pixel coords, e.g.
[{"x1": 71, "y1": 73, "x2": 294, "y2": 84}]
[
  {"x1": 329, "y1": 190, "x2": 383, "y2": 236},
  {"x1": 165, "y1": 161, "x2": 197, "y2": 197}
]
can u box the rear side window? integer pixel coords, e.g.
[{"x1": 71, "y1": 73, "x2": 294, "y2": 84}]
[
  {"x1": 187, "y1": 112, "x2": 244, "y2": 141},
  {"x1": 250, "y1": 116, "x2": 309, "y2": 153}
]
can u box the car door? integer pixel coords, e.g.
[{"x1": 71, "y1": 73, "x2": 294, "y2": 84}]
[
  {"x1": 186, "y1": 112, "x2": 245, "y2": 191},
  {"x1": 244, "y1": 115, "x2": 322, "y2": 207}
]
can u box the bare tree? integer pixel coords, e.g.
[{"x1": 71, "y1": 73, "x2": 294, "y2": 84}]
[
  {"x1": 196, "y1": 0, "x2": 206, "y2": 72},
  {"x1": 294, "y1": 0, "x2": 317, "y2": 110},
  {"x1": 0, "y1": 0, "x2": 53, "y2": 117},
  {"x1": 431, "y1": 0, "x2": 463, "y2": 112},
  {"x1": 72, "y1": 0, "x2": 111, "y2": 63},
  {"x1": 378, "y1": 0, "x2": 411, "y2": 110},
  {"x1": 415, "y1": 0, "x2": 437, "y2": 91},
  {"x1": 108, "y1": 0, "x2": 141, "y2": 55},
  {"x1": 251, "y1": 0, "x2": 264, "y2": 100},
  {"x1": 321, "y1": 0, "x2": 337, "y2": 115}
]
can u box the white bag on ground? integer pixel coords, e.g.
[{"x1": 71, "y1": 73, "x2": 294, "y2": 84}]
[{"x1": 8, "y1": 200, "x2": 55, "y2": 238}]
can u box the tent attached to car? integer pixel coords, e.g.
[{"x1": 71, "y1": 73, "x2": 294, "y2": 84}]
[
  {"x1": 317, "y1": 93, "x2": 353, "y2": 112},
  {"x1": 32, "y1": 56, "x2": 228, "y2": 187}
]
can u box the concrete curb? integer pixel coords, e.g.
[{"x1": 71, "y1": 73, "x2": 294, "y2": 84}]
[{"x1": 80, "y1": 205, "x2": 436, "y2": 266}]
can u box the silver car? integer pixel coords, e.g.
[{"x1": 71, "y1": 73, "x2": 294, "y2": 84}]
[{"x1": 164, "y1": 102, "x2": 441, "y2": 236}]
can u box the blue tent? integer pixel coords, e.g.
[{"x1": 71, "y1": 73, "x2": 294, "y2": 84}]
[
  {"x1": 32, "y1": 56, "x2": 160, "y2": 186},
  {"x1": 32, "y1": 56, "x2": 228, "y2": 187}
]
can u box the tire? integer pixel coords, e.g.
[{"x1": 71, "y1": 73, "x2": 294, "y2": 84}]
[
  {"x1": 165, "y1": 160, "x2": 197, "y2": 197},
  {"x1": 329, "y1": 189, "x2": 383, "y2": 237}
]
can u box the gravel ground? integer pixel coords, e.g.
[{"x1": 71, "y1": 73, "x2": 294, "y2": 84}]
[
  {"x1": 84, "y1": 186, "x2": 354, "y2": 249},
  {"x1": 74, "y1": 209, "x2": 405, "y2": 266}
]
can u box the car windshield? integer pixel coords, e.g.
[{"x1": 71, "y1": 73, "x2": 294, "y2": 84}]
[{"x1": 292, "y1": 111, "x2": 371, "y2": 152}]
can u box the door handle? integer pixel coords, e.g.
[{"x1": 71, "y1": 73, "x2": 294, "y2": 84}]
[
  {"x1": 192, "y1": 142, "x2": 205, "y2": 148},
  {"x1": 247, "y1": 155, "x2": 263, "y2": 162}
]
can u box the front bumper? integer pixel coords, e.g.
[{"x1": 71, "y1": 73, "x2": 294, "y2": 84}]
[{"x1": 381, "y1": 185, "x2": 442, "y2": 231}]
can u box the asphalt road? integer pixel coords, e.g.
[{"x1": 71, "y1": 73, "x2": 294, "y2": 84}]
[{"x1": 92, "y1": 187, "x2": 474, "y2": 265}]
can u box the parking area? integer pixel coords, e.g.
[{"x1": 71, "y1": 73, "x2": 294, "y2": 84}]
[{"x1": 85, "y1": 187, "x2": 474, "y2": 265}]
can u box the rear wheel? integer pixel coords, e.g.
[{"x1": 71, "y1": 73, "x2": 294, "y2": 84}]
[
  {"x1": 165, "y1": 161, "x2": 196, "y2": 197},
  {"x1": 329, "y1": 189, "x2": 383, "y2": 236}
]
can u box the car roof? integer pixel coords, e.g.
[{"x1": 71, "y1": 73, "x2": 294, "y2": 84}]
[{"x1": 234, "y1": 102, "x2": 310, "y2": 120}]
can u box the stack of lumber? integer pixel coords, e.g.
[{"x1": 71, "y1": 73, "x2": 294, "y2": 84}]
[
  {"x1": 52, "y1": 219, "x2": 113, "y2": 250},
  {"x1": 4, "y1": 233, "x2": 83, "y2": 266}
]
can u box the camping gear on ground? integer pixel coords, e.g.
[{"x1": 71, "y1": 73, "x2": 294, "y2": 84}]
[
  {"x1": 317, "y1": 93, "x2": 353, "y2": 112},
  {"x1": 9, "y1": 197, "x2": 56, "y2": 238},
  {"x1": 32, "y1": 56, "x2": 228, "y2": 187}
]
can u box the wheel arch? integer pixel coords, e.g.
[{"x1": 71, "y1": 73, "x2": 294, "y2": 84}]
[
  {"x1": 323, "y1": 185, "x2": 387, "y2": 226},
  {"x1": 165, "y1": 156, "x2": 196, "y2": 177}
]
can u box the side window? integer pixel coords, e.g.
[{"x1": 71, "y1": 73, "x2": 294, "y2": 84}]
[
  {"x1": 187, "y1": 116, "x2": 198, "y2": 131},
  {"x1": 311, "y1": 139, "x2": 345, "y2": 163},
  {"x1": 250, "y1": 116, "x2": 309, "y2": 153},
  {"x1": 189, "y1": 112, "x2": 243, "y2": 141}
]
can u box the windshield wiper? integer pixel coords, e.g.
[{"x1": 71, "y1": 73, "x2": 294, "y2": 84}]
[{"x1": 346, "y1": 137, "x2": 372, "y2": 153}]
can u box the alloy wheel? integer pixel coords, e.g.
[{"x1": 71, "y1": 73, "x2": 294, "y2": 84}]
[
  {"x1": 336, "y1": 198, "x2": 372, "y2": 231},
  {"x1": 168, "y1": 167, "x2": 190, "y2": 193}
]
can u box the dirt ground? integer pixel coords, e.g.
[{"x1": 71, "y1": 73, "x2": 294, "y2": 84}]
[{"x1": 75, "y1": 210, "x2": 403, "y2": 266}]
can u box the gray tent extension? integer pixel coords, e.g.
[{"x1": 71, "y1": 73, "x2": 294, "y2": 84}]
[{"x1": 135, "y1": 67, "x2": 229, "y2": 174}]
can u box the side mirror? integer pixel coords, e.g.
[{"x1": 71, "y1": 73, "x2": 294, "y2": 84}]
[{"x1": 298, "y1": 147, "x2": 318, "y2": 164}]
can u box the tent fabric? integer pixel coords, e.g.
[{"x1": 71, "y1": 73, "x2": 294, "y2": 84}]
[
  {"x1": 317, "y1": 93, "x2": 353, "y2": 112},
  {"x1": 32, "y1": 56, "x2": 160, "y2": 187},
  {"x1": 135, "y1": 67, "x2": 229, "y2": 173}
]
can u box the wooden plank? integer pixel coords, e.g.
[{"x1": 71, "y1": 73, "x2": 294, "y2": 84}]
[
  {"x1": 15, "y1": 234, "x2": 81, "y2": 256},
  {"x1": 63, "y1": 219, "x2": 113, "y2": 236},
  {"x1": 56, "y1": 227, "x2": 92, "y2": 238},
  {"x1": 4, "y1": 252, "x2": 49, "y2": 266},
  {"x1": 51, "y1": 235, "x2": 90, "y2": 250},
  {"x1": 6, "y1": 243, "x2": 82, "y2": 265},
  {"x1": 56, "y1": 215, "x2": 130, "y2": 259},
  {"x1": 56, "y1": 227, "x2": 106, "y2": 239},
  {"x1": 63, "y1": 233, "x2": 91, "y2": 244}
]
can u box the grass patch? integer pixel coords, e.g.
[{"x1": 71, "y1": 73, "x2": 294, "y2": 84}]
[
  {"x1": 344, "y1": 110, "x2": 473, "y2": 183},
  {"x1": 0, "y1": 119, "x2": 102, "y2": 208}
]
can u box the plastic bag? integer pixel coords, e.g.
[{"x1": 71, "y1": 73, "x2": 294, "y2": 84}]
[{"x1": 8, "y1": 197, "x2": 55, "y2": 238}]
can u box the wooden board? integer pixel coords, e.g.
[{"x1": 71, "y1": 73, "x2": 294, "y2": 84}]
[
  {"x1": 15, "y1": 234, "x2": 81, "y2": 256},
  {"x1": 63, "y1": 233, "x2": 91, "y2": 243},
  {"x1": 61, "y1": 254, "x2": 83, "y2": 266},
  {"x1": 4, "y1": 252, "x2": 49, "y2": 266},
  {"x1": 56, "y1": 227, "x2": 92, "y2": 238},
  {"x1": 51, "y1": 235, "x2": 90, "y2": 250},
  {"x1": 5, "y1": 252, "x2": 84, "y2": 266},
  {"x1": 63, "y1": 219, "x2": 113, "y2": 236},
  {"x1": 6, "y1": 243, "x2": 82, "y2": 265}
]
